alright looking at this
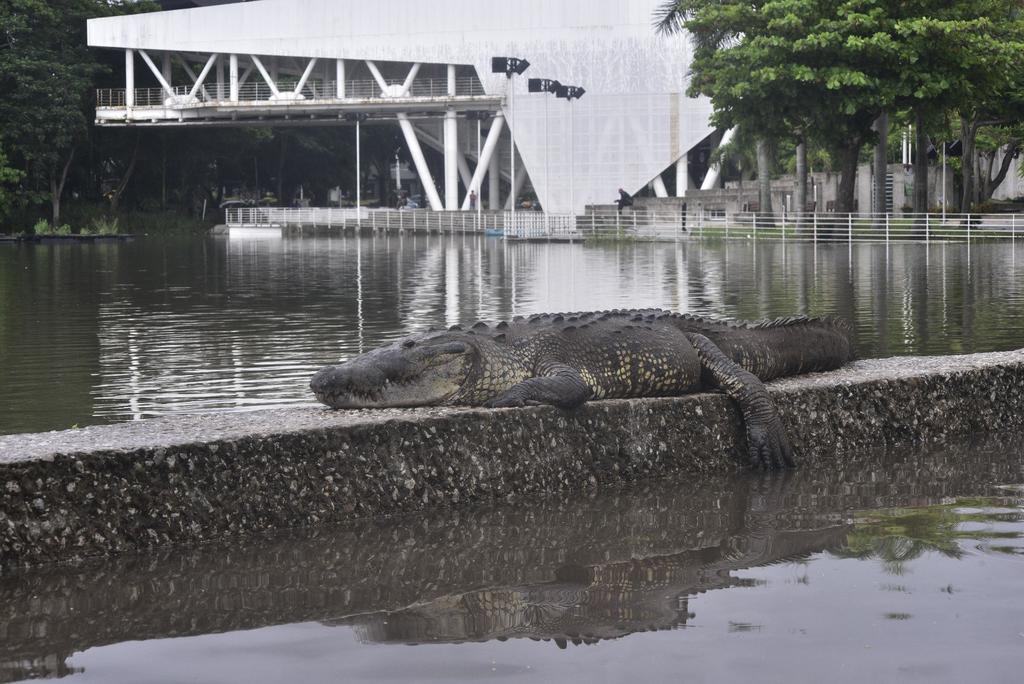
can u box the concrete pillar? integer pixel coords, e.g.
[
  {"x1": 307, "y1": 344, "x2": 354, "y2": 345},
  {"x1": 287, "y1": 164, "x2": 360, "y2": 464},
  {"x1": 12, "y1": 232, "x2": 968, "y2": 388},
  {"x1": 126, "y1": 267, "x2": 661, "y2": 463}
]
[
  {"x1": 652, "y1": 175, "x2": 669, "y2": 198},
  {"x1": 125, "y1": 49, "x2": 135, "y2": 108},
  {"x1": 336, "y1": 59, "x2": 345, "y2": 98},
  {"x1": 461, "y1": 113, "x2": 505, "y2": 210},
  {"x1": 447, "y1": 64, "x2": 456, "y2": 96},
  {"x1": 229, "y1": 54, "x2": 239, "y2": 102},
  {"x1": 701, "y1": 127, "x2": 737, "y2": 190},
  {"x1": 505, "y1": 162, "x2": 527, "y2": 210},
  {"x1": 675, "y1": 156, "x2": 688, "y2": 196},
  {"x1": 398, "y1": 113, "x2": 444, "y2": 210},
  {"x1": 215, "y1": 53, "x2": 224, "y2": 100},
  {"x1": 161, "y1": 52, "x2": 172, "y2": 89},
  {"x1": 444, "y1": 109, "x2": 459, "y2": 209},
  {"x1": 489, "y1": 143, "x2": 501, "y2": 210}
]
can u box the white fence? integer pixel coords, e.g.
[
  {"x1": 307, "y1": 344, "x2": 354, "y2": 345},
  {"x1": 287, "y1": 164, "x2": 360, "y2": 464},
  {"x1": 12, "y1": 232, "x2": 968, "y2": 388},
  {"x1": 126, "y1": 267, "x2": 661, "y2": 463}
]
[{"x1": 225, "y1": 207, "x2": 1024, "y2": 243}]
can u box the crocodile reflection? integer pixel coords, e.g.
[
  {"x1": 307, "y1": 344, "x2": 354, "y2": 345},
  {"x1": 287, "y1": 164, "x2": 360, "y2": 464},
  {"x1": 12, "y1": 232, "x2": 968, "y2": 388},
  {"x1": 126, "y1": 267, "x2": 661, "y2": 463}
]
[
  {"x1": 1, "y1": 434, "x2": 1022, "y2": 681},
  {"x1": 334, "y1": 523, "x2": 845, "y2": 648}
]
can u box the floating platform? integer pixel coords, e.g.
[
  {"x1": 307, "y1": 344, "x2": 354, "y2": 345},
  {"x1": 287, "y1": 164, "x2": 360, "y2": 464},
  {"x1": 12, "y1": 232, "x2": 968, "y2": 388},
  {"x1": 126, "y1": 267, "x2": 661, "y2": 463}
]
[{"x1": 3, "y1": 349, "x2": 1024, "y2": 568}]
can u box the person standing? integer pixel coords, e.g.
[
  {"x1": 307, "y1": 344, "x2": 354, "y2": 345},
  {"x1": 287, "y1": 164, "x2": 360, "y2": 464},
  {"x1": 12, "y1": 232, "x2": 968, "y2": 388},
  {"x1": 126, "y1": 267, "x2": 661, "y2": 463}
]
[{"x1": 469, "y1": 190, "x2": 478, "y2": 210}]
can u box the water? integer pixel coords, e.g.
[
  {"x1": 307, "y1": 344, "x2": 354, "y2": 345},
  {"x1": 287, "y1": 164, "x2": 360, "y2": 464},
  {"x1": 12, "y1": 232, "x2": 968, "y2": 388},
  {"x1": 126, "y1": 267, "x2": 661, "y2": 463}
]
[
  {"x1": 1, "y1": 431, "x2": 1022, "y2": 683},
  {"x1": 2, "y1": 234, "x2": 1024, "y2": 435}
]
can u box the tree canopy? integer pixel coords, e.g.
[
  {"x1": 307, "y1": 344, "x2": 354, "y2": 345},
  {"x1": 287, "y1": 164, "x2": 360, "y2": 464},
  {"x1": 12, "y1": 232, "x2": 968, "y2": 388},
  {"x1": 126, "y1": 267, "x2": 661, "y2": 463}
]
[{"x1": 657, "y1": 0, "x2": 1024, "y2": 211}]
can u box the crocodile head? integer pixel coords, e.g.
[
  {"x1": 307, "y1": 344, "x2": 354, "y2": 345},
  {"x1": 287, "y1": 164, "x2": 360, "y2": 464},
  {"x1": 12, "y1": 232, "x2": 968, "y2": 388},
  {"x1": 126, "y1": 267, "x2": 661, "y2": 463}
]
[{"x1": 310, "y1": 332, "x2": 478, "y2": 408}]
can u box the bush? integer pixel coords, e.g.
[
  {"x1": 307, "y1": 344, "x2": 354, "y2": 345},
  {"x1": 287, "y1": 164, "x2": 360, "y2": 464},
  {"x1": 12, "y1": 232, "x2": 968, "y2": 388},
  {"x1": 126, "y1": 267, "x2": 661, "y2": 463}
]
[
  {"x1": 33, "y1": 219, "x2": 52, "y2": 235},
  {"x1": 89, "y1": 215, "x2": 120, "y2": 235},
  {"x1": 55, "y1": 224, "x2": 72, "y2": 236}
]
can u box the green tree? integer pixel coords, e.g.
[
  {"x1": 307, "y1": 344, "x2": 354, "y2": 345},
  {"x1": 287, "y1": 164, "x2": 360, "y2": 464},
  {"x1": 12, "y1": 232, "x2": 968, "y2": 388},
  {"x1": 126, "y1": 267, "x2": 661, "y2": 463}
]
[
  {"x1": 657, "y1": 1, "x2": 1024, "y2": 213},
  {"x1": 0, "y1": 144, "x2": 24, "y2": 224}
]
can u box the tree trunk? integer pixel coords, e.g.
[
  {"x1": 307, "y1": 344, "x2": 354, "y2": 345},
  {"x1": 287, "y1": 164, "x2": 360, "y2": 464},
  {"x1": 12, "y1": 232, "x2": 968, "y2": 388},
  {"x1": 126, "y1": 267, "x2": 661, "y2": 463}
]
[
  {"x1": 276, "y1": 133, "x2": 288, "y2": 204},
  {"x1": 49, "y1": 149, "x2": 76, "y2": 227},
  {"x1": 756, "y1": 138, "x2": 773, "y2": 216},
  {"x1": 835, "y1": 139, "x2": 861, "y2": 214},
  {"x1": 872, "y1": 112, "x2": 888, "y2": 215},
  {"x1": 795, "y1": 138, "x2": 807, "y2": 230},
  {"x1": 980, "y1": 141, "x2": 1019, "y2": 203},
  {"x1": 913, "y1": 109, "x2": 929, "y2": 214},
  {"x1": 960, "y1": 115, "x2": 977, "y2": 211},
  {"x1": 110, "y1": 133, "x2": 141, "y2": 214}
]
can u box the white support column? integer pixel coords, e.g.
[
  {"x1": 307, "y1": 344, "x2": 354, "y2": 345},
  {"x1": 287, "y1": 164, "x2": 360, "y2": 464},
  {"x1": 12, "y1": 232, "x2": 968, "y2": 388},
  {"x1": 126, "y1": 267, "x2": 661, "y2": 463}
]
[
  {"x1": 398, "y1": 113, "x2": 444, "y2": 210},
  {"x1": 504, "y1": 162, "x2": 528, "y2": 210},
  {"x1": 215, "y1": 54, "x2": 224, "y2": 100},
  {"x1": 250, "y1": 55, "x2": 280, "y2": 97},
  {"x1": 229, "y1": 54, "x2": 239, "y2": 102},
  {"x1": 489, "y1": 147, "x2": 501, "y2": 210},
  {"x1": 447, "y1": 64, "x2": 456, "y2": 96},
  {"x1": 294, "y1": 58, "x2": 318, "y2": 94},
  {"x1": 462, "y1": 113, "x2": 505, "y2": 210},
  {"x1": 652, "y1": 175, "x2": 669, "y2": 198},
  {"x1": 701, "y1": 127, "x2": 737, "y2": 191},
  {"x1": 187, "y1": 54, "x2": 218, "y2": 99},
  {"x1": 457, "y1": 149, "x2": 473, "y2": 190},
  {"x1": 676, "y1": 156, "x2": 688, "y2": 196},
  {"x1": 365, "y1": 60, "x2": 389, "y2": 94},
  {"x1": 336, "y1": 59, "x2": 345, "y2": 98},
  {"x1": 444, "y1": 109, "x2": 458, "y2": 209},
  {"x1": 138, "y1": 50, "x2": 175, "y2": 98},
  {"x1": 400, "y1": 63, "x2": 421, "y2": 96},
  {"x1": 125, "y1": 49, "x2": 135, "y2": 108},
  {"x1": 161, "y1": 52, "x2": 172, "y2": 87}
]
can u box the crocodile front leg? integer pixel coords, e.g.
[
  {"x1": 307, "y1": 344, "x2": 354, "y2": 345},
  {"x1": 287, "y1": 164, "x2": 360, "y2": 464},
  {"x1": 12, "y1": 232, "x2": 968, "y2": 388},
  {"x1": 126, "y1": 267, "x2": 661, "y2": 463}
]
[
  {"x1": 686, "y1": 333, "x2": 796, "y2": 469},
  {"x1": 483, "y1": 364, "x2": 593, "y2": 409}
]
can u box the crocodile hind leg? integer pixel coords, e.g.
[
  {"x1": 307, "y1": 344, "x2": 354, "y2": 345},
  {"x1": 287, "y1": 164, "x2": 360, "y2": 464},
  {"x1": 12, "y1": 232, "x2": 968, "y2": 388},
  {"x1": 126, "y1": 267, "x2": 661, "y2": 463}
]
[
  {"x1": 686, "y1": 333, "x2": 796, "y2": 469},
  {"x1": 483, "y1": 364, "x2": 593, "y2": 409}
]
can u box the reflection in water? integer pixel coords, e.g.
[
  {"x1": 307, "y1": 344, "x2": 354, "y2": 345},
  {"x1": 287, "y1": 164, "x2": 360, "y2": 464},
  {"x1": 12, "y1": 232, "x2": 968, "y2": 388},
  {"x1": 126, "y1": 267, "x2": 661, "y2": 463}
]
[
  {"x1": 2, "y1": 235, "x2": 1024, "y2": 433},
  {"x1": 1, "y1": 432, "x2": 1022, "y2": 681}
]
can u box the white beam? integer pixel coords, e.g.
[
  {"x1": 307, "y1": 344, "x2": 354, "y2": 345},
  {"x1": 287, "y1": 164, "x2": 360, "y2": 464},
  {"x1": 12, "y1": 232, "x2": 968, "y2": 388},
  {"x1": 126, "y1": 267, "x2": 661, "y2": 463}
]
[
  {"x1": 400, "y1": 63, "x2": 421, "y2": 96},
  {"x1": 675, "y1": 155, "x2": 688, "y2": 196},
  {"x1": 462, "y1": 113, "x2": 505, "y2": 210},
  {"x1": 365, "y1": 60, "x2": 389, "y2": 94},
  {"x1": 294, "y1": 57, "x2": 318, "y2": 94},
  {"x1": 187, "y1": 53, "x2": 218, "y2": 99},
  {"x1": 652, "y1": 174, "x2": 668, "y2": 198},
  {"x1": 138, "y1": 50, "x2": 174, "y2": 97},
  {"x1": 336, "y1": 59, "x2": 345, "y2": 98},
  {"x1": 701, "y1": 127, "x2": 737, "y2": 191},
  {"x1": 398, "y1": 113, "x2": 443, "y2": 210},
  {"x1": 504, "y1": 161, "x2": 528, "y2": 210},
  {"x1": 447, "y1": 64, "x2": 456, "y2": 96},
  {"x1": 250, "y1": 55, "x2": 280, "y2": 97}
]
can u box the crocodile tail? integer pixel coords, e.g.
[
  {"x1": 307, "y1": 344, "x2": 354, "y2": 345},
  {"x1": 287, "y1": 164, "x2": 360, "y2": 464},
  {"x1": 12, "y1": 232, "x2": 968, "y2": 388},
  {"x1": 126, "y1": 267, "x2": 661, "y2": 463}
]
[
  {"x1": 739, "y1": 315, "x2": 854, "y2": 379},
  {"x1": 673, "y1": 314, "x2": 854, "y2": 381}
]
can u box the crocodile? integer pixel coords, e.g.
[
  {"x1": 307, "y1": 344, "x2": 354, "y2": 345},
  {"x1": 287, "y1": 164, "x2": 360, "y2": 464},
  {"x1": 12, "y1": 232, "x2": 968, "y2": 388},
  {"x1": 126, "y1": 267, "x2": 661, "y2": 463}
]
[{"x1": 309, "y1": 310, "x2": 853, "y2": 469}]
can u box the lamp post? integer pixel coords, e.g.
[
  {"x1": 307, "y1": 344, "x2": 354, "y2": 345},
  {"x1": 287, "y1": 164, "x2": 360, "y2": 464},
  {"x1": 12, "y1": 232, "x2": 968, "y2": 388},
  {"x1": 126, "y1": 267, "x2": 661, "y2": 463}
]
[
  {"x1": 492, "y1": 57, "x2": 530, "y2": 221},
  {"x1": 555, "y1": 85, "x2": 585, "y2": 216},
  {"x1": 345, "y1": 112, "x2": 369, "y2": 226},
  {"x1": 528, "y1": 78, "x2": 561, "y2": 214},
  {"x1": 466, "y1": 110, "x2": 491, "y2": 225}
]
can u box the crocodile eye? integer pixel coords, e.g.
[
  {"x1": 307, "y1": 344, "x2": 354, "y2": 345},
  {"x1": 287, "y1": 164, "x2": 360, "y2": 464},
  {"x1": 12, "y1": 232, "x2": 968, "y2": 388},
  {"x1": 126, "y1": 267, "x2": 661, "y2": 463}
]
[{"x1": 402, "y1": 339, "x2": 416, "y2": 349}]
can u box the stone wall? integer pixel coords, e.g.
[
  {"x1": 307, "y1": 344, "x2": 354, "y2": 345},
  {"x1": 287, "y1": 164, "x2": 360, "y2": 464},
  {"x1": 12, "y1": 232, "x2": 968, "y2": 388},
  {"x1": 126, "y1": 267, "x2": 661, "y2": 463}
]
[{"x1": 2, "y1": 349, "x2": 1023, "y2": 569}]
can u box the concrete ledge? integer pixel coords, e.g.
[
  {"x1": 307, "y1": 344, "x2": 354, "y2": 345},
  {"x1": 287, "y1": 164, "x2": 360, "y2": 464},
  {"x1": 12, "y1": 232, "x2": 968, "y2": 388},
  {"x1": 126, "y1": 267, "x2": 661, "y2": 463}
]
[{"x1": 2, "y1": 349, "x2": 1024, "y2": 568}]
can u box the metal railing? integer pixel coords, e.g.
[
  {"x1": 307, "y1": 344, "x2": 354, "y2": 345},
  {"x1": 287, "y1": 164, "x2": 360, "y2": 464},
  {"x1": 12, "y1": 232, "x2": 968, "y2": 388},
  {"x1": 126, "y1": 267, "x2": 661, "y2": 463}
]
[
  {"x1": 97, "y1": 78, "x2": 487, "y2": 109},
  {"x1": 225, "y1": 207, "x2": 1024, "y2": 243},
  {"x1": 226, "y1": 207, "x2": 505, "y2": 233}
]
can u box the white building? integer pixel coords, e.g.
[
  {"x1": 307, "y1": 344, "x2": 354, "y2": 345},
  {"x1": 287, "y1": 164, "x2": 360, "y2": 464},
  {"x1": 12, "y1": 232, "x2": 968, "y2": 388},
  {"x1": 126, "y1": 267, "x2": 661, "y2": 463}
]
[{"x1": 87, "y1": 0, "x2": 714, "y2": 213}]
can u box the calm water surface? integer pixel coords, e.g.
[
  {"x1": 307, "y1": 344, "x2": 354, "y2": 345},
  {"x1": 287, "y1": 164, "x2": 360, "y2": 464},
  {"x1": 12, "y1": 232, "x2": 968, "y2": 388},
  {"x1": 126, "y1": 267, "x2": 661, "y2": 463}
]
[
  {"x1": 1, "y1": 432, "x2": 1023, "y2": 683},
  {"x1": 2, "y1": 234, "x2": 1024, "y2": 434}
]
